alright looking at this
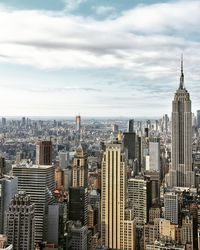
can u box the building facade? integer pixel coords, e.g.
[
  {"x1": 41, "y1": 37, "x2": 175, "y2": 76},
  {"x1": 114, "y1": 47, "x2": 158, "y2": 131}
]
[
  {"x1": 5, "y1": 192, "x2": 35, "y2": 250},
  {"x1": 101, "y1": 141, "x2": 136, "y2": 250}
]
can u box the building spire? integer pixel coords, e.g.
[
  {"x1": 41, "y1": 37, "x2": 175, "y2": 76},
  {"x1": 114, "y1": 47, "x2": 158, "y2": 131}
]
[{"x1": 179, "y1": 54, "x2": 184, "y2": 89}]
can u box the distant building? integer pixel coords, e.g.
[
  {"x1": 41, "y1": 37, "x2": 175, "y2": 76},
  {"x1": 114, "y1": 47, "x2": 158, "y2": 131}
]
[
  {"x1": 36, "y1": 141, "x2": 52, "y2": 165},
  {"x1": 164, "y1": 192, "x2": 178, "y2": 225},
  {"x1": 72, "y1": 144, "x2": 88, "y2": 188},
  {"x1": 5, "y1": 191, "x2": 35, "y2": 250},
  {"x1": 0, "y1": 156, "x2": 6, "y2": 175},
  {"x1": 197, "y1": 110, "x2": 200, "y2": 128},
  {"x1": 71, "y1": 222, "x2": 87, "y2": 250},
  {"x1": 128, "y1": 177, "x2": 151, "y2": 227},
  {"x1": 128, "y1": 119, "x2": 134, "y2": 132},
  {"x1": 59, "y1": 151, "x2": 69, "y2": 169},
  {"x1": 123, "y1": 132, "x2": 136, "y2": 160},
  {"x1": 68, "y1": 187, "x2": 88, "y2": 226},
  {"x1": 76, "y1": 115, "x2": 81, "y2": 133},
  {"x1": 0, "y1": 175, "x2": 18, "y2": 234},
  {"x1": 149, "y1": 137, "x2": 160, "y2": 171},
  {"x1": 47, "y1": 204, "x2": 66, "y2": 247}
]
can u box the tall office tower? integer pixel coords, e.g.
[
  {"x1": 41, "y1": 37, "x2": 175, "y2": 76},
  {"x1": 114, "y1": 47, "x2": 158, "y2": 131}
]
[
  {"x1": 21, "y1": 117, "x2": 26, "y2": 127},
  {"x1": 47, "y1": 204, "x2": 65, "y2": 247},
  {"x1": 15, "y1": 151, "x2": 24, "y2": 164},
  {"x1": 76, "y1": 115, "x2": 81, "y2": 133},
  {"x1": 197, "y1": 110, "x2": 200, "y2": 129},
  {"x1": 5, "y1": 191, "x2": 35, "y2": 250},
  {"x1": 12, "y1": 164, "x2": 55, "y2": 243},
  {"x1": 144, "y1": 171, "x2": 160, "y2": 206},
  {"x1": 0, "y1": 175, "x2": 18, "y2": 234},
  {"x1": 164, "y1": 114, "x2": 169, "y2": 132},
  {"x1": 72, "y1": 144, "x2": 88, "y2": 188},
  {"x1": 149, "y1": 137, "x2": 160, "y2": 171},
  {"x1": 164, "y1": 192, "x2": 178, "y2": 225},
  {"x1": 123, "y1": 132, "x2": 136, "y2": 160},
  {"x1": 59, "y1": 150, "x2": 69, "y2": 169},
  {"x1": 180, "y1": 213, "x2": 193, "y2": 248},
  {"x1": 0, "y1": 156, "x2": 6, "y2": 176},
  {"x1": 63, "y1": 168, "x2": 72, "y2": 191},
  {"x1": 128, "y1": 119, "x2": 134, "y2": 132},
  {"x1": 70, "y1": 222, "x2": 87, "y2": 250},
  {"x1": 68, "y1": 187, "x2": 88, "y2": 226},
  {"x1": 1, "y1": 118, "x2": 6, "y2": 128},
  {"x1": 36, "y1": 140, "x2": 52, "y2": 165},
  {"x1": 128, "y1": 177, "x2": 151, "y2": 227},
  {"x1": 101, "y1": 141, "x2": 136, "y2": 250},
  {"x1": 169, "y1": 59, "x2": 194, "y2": 187}
]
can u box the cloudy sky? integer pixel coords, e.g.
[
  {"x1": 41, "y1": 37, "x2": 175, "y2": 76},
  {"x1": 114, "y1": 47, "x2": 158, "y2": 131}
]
[{"x1": 0, "y1": 0, "x2": 200, "y2": 117}]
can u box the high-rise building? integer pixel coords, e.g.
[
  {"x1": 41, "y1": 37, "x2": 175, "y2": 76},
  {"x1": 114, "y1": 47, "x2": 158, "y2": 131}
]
[
  {"x1": 72, "y1": 144, "x2": 88, "y2": 188},
  {"x1": 70, "y1": 222, "x2": 87, "y2": 250},
  {"x1": 12, "y1": 163, "x2": 55, "y2": 243},
  {"x1": 5, "y1": 191, "x2": 35, "y2": 250},
  {"x1": 123, "y1": 132, "x2": 136, "y2": 160},
  {"x1": 169, "y1": 59, "x2": 194, "y2": 187},
  {"x1": 149, "y1": 137, "x2": 160, "y2": 171},
  {"x1": 164, "y1": 192, "x2": 178, "y2": 225},
  {"x1": 128, "y1": 119, "x2": 134, "y2": 132},
  {"x1": 59, "y1": 151, "x2": 69, "y2": 169},
  {"x1": 47, "y1": 204, "x2": 66, "y2": 247},
  {"x1": 68, "y1": 187, "x2": 88, "y2": 226},
  {"x1": 36, "y1": 140, "x2": 52, "y2": 165},
  {"x1": 128, "y1": 177, "x2": 151, "y2": 227},
  {"x1": 197, "y1": 110, "x2": 200, "y2": 129},
  {"x1": 76, "y1": 115, "x2": 81, "y2": 133},
  {"x1": 1, "y1": 118, "x2": 6, "y2": 128},
  {"x1": 0, "y1": 156, "x2": 6, "y2": 176},
  {"x1": 101, "y1": 140, "x2": 136, "y2": 250},
  {"x1": 0, "y1": 175, "x2": 18, "y2": 234}
]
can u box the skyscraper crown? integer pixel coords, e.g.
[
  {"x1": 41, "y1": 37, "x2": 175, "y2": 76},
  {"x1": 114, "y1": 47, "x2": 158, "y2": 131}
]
[{"x1": 179, "y1": 55, "x2": 184, "y2": 90}]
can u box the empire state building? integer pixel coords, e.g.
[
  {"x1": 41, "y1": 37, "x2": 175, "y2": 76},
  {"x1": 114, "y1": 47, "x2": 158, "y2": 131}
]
[{"x1": 168, "y1": 59, "x2": 194, "y2": 187}]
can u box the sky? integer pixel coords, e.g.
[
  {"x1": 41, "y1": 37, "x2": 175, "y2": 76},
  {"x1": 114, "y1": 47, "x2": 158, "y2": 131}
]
[{"x1": 0, "y1": 0, "x2": 200, "y2": 117}]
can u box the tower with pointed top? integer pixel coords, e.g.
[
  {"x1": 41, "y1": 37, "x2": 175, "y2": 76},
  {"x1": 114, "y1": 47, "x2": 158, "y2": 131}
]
[{"x1": 168, "y1": 58, "x2": 194, "y2": 187}]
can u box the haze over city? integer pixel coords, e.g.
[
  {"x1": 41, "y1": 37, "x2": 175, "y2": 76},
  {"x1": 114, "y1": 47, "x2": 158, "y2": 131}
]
[{"x1": 0, "y1": 0, "x2": 200, "y2": 116}]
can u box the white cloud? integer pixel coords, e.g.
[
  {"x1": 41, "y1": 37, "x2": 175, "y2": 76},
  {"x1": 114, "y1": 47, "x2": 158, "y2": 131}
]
[
  {"x1": 0, "y1": 0, "x2": 199, "y2": 75},
  {"x1": 93, "y1": 5, "x2": 115, "y2": 16},
  {"x1": 63, "y1": 0, "x2": 87, "y2": 12},
  {"x1": 0, "y1": 0, "x2": 200, "y2": 115}
]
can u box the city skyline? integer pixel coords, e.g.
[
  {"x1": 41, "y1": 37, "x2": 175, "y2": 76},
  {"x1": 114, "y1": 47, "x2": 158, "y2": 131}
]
[{"x1": 0, "y1": 0, "x2": 200, "y2": 116}]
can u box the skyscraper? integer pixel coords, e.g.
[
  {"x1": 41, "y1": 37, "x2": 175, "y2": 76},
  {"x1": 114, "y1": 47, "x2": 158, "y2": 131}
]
[
  {"x1": 72, "y1": 144, "x2": 88, "y2": 188},
  {"x1": 68, "y1": 187, "x2": 88, "y2": 226},
  {"x1": 76, "y1": 115, "x2": 81, "y2": 133},
  {"x1": 69, "y1": 144, "x2": 88, "y2": 227},
  {"x1": 36, "y1": 140, "x2": 52, "y2": 165},
  {"x1": 197, "y1": 110, "x2": 200, "y2": 128},
  {"x1": 5, "y1": 191, "x2": 35, "y2": 250},
  {"x1": 0, "y1": 175, "x2": 18, "y2": 234},
  {"x1": 164, "y1": 192, "x2": 178, "y2": 225},
  {"x1": 101, "y1": 140, "x2": 136, "y2": 250},
  {"x1": 169, "y1": 58, "x2": 194, "y2": 187},
  {"x1": 128, "y1": 119, "x2": 134, "y2": 132},
  {"x1": 12, "y1": 163, "x2": 55, "y2": 243},
  {"x1": 149, "y1": 137, "x2": 160, "y2": 171}
]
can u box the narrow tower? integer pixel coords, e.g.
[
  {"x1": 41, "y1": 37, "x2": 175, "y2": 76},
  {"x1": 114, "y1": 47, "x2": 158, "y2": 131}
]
[{"x1": 169, "y1": 57, "x2": 194, "y2": 187}]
